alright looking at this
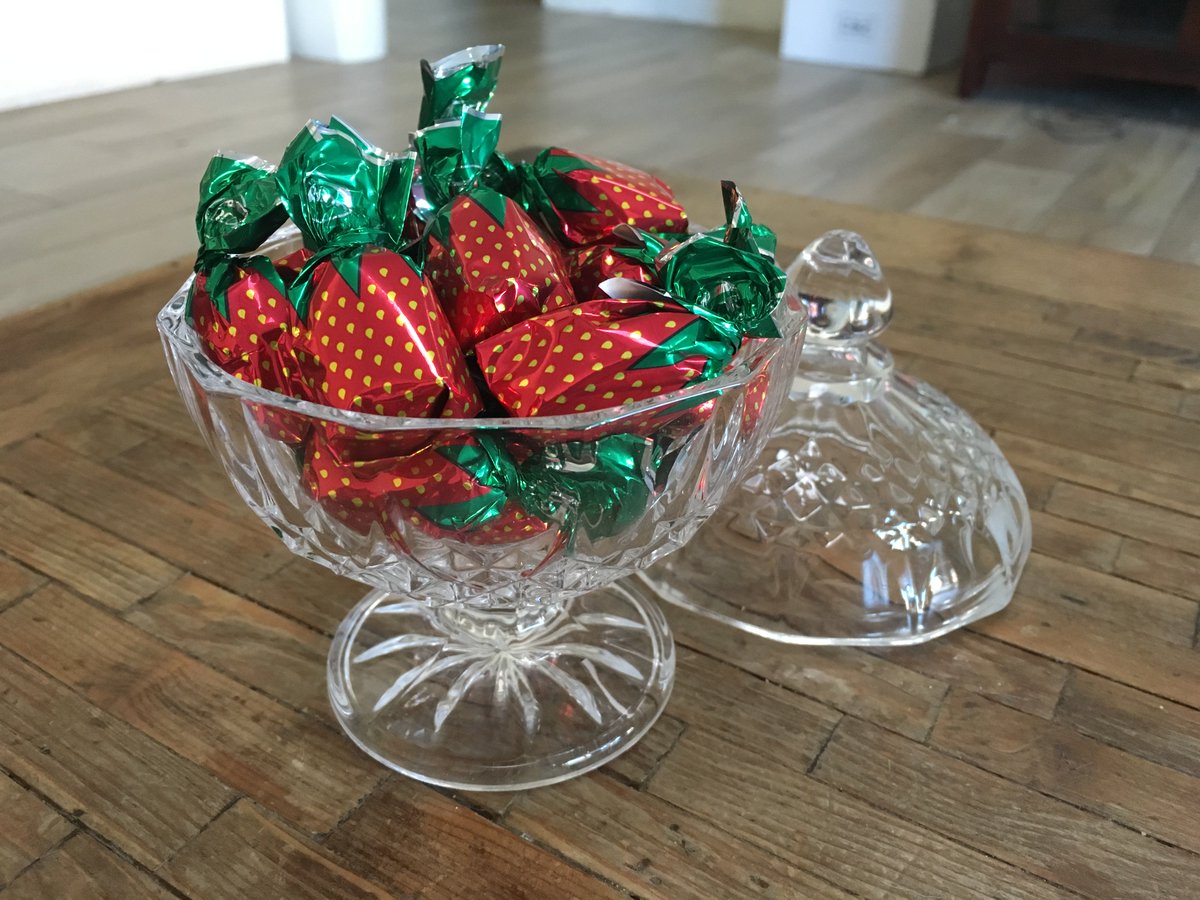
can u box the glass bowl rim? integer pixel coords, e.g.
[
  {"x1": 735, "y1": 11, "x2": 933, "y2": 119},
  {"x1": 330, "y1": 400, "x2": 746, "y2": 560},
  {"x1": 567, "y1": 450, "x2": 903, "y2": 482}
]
[{"x1": 158, "y1": 272, "x2": 791, "y2": 434}]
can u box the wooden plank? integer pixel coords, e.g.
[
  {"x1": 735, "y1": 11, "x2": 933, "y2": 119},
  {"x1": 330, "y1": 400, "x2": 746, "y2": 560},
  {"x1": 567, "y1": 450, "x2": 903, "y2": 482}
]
[
  {"x1": 887, "y1": 325, "x2": 1183, "y2": 414},
  {"x1": 996, "y1": 430, "x2": 1200, "y2": 519},
  {"x1": 905, "y1": 356, "x2": 1200, "y2": 452},
  {"x1": 648, "y1": 683, "x2": 1065, "y2": 898},
  {"x1": 812, "y1": 717, "x2": 1200, "y2": 898},
  {"x1": 909, "y1": 160, "x2": 1074, "y2": 232},
  {"x1": 873, "y1": 631, "x2": 1067, "y2": 719},
  {"x1": 0, "y1": 438, "x2": 293, "y2": 596},
  {"x1": 931, "y1": 689, "x2": 1200, "y2": 854},
  {"x1": 245, "y1": 558, "x2": 364, "y2": 636},
  {"x1": 1010, "y1": 466, "x2": 1056, "y2": 512},
  {"x1": 664, "y1": 605, "x2": 946, "y2": 742},
  {"x1": 1114, "y1": 539, "x2": 1200, "y2": 605},
  {"x1": 505, "y1": 772, "x2": 848, "y2": 899},
  {"x1": 603, "y1": 713, "x2": 684, "y2": 789},
  {"x1": 1073, "y1": 324, "x2": 1200, "y2": 366},
  {"x1": 886, "y1": 264, "x2": 1072, "y2": 341},
  {"x1": 123, "y1": 574, "x2": 330, "y2": 715},
  {"x1": 1057, "y1": 670, "x2": 1200, "y2": 779},
  {"x1": 1, "y1": 833, "x2": 170, "y2": 900},
  {"x1": 1028, "y1": 509, "x2": 1121, "y2": 572},
  {"x1": 0, "y1": 483, "x2": 180, "y2": 610},
  {"x1": 1045, "y1": 482, "x2": 1200, "y2": 556},
  {"x1": 1017, "y1": 553, "x2": 1198, "y2": 646},
  {"x1": 0, "y1": 555, "x2": 45, "y2": 611},
  {"x1": 683, "y1": 172, "x2": 1200, "y2": 325},
  {"x1": 161, "y1": 800, "x2": 389, "y2": 900},
  {"x1": 322, "y1": 778, "x2": 614, "y2": 898},
  {"x1": 890, "y1": 312, "x2": 1133, "y2": 378},
  {"x1": 0, "y1": 585, "x2": 382, "y2": 834},
  {"x1": 976, "y1": 591, "x2": 1200, "y2": 710},
  {"x1": 103, "y1": 381, "x2": 210, "y2": 449},
  {"x1": 0, "y1": 776, "x2": 73, "y2": 887},
  {"x1": 0, "y1": 645, "x2": 234, "y2": 869},
  {"x1": 0, "y1": 263, "x2": 189, "y2": 447},
  {"x1": 105, "y1": 432, "x2": 250, "y2": 519},
  {"x1": 38, "y1": 409, "x2": 153, "y2": 462},
  {"x1": 960, "y1": 388, "x2": 1200, "y2": 483},
  {"x1": 1134, "y1": 357, "x2": 1200, "y2": 391}
]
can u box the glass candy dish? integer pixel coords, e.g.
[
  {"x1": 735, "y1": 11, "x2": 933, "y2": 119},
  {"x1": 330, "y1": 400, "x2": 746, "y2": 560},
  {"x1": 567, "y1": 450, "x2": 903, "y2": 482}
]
[
  {"x1": 640, "y1": 231, "x2": 1032, "y2": 646},
  {"x1": 158, "y1": 226, "x2": 803, "y2": 790}
]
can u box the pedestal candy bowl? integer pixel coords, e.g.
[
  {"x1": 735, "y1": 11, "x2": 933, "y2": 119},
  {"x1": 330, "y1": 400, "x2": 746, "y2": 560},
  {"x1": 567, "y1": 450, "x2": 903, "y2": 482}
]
[{"x1": 159, "y1": 227, "x2": 802, "y2": 790}]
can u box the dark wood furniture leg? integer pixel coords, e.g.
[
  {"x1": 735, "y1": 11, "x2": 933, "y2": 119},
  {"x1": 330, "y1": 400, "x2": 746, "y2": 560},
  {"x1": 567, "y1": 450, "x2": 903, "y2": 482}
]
[{"x1": 959, "y1": 0, "x2": 1015, "y2": 97}]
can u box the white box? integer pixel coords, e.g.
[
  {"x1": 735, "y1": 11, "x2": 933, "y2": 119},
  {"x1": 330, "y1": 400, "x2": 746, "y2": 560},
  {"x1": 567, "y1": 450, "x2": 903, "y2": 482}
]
[{"x1": 779, "y1": 0, "x2": 971, "y2": 75}]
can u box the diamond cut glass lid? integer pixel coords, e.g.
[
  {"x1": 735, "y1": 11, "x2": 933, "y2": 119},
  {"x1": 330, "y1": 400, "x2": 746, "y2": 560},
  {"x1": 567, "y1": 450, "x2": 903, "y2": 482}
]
[{"x1": 638, "y1": 231, "x2": 1032, "y2": 646}]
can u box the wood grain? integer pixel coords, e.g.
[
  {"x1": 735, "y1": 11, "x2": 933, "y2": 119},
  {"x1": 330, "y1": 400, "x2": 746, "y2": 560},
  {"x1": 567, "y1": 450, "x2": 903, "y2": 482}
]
[
  {"x1": 0, "y1": 646, "x2": 235, "y2": 868},
  {"x1": 0, "y1": 776, "x2": 73, "y2": 887},
  {"x1": 0, "y1": 483, "x2": 180, "y2": 610},
  {"x1": 160, "y1": 800, "x2": 389, "y2": 900},
  {"x1": 931, "y1": 689, "x2": 1200, "y2": 853},
  {"x1": 505, "y1": 773, "x2": 845, "y2": 899},
  {"x1": 1, "y1": 833, "x2": 171, "y2": 900},
  {"x1": 321, "y1": 778, "x2": 612, "y2": 898},
  {"x1": 0, "y1": 169, "x2": 1196, "y2": 895},
  {"x1": 0, "y1": 438, "x2": 293, "y2": 596},
  {"x1": 0, "y1": 586, "x2": 381, "y2": 834},
  {"x1": 813, "y1": 717, "x2": 1200, "y2": 898}
]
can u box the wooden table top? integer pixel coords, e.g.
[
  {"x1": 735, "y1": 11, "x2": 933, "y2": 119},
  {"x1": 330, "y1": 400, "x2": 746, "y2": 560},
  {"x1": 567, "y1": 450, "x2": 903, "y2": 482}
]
[{"x1": 1, "y1": 177, "x2": 1198, "y2": 899}]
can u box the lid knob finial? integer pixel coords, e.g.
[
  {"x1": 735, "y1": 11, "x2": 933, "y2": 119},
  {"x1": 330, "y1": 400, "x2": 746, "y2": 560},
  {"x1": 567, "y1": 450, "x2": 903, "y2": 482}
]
[{"x1": 785, "y1": 230, "x2": 892, "y2": 346}]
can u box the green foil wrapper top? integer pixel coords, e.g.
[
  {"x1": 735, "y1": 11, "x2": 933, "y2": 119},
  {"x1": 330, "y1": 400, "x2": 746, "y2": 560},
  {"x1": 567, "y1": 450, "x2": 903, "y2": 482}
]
[
  {"x1": 412, "y1": 110, "x2": 503, "y2": 212},
  {"x1": 516, "y1": 434, "x2": 658, "y2": 544},
  {"x1": 421, "y1": 436, "x2": 513, "y2": 531},
  {"x1": 194, "y1": 155, "x2": 287, "y2": 254},
  {"x1": 276, "y1": 120, "x2": 415, "y2": 251},
  {"x1": 418, "y1": 44, "x2": 505, "y2": 129},
  {"x1": 657, "y1": 181, "x2": 784, "y2": 342}
]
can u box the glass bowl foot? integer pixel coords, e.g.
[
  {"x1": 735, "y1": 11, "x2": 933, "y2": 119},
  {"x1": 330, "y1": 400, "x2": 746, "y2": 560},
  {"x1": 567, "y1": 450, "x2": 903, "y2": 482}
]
[{"x1": 327, "y1": 580, "x2": 674, "y2": 790}]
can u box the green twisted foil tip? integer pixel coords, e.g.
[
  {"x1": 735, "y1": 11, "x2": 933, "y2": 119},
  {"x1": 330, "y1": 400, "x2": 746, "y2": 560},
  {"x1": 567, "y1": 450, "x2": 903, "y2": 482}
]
[
  {"x1": 418, "y1": 44, "x2": 505, "y2": 129},
  {"x1": 412, "y1": 109, "x2": 503, "y2": 211},
  {"x1": 276, "y1": 119, "x2": 415, "y2": 251},
  {"x1": 517, "y1": 433, "x2": 658, "y2": 544},
  {"x1": 657, "y1": 181, "x2": 785, "y2": 341},
  {"x1": 195, "y1": 155, "x2": 288, "y2": 255}
]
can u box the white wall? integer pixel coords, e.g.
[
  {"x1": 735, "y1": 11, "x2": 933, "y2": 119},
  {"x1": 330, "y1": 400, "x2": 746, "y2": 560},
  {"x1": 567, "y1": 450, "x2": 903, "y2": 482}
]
[
  {"x1": 0, "y1": 0, "x2": 290, "y2": 112},
  {"x1": 542, "y1": 0, "x2": 784, "y2": 32}
]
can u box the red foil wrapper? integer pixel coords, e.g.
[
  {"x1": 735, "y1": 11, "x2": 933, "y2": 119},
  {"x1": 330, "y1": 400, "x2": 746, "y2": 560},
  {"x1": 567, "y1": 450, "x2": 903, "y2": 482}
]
[
  {"x1": 425, "y1": 188, "x2": 576, "y2": 347},
  {"x1": 190, "y1": 261, "x2": 310, "y2": 444},
  {"x1": 475, "y1": 298, "x2": 734, "y2": 417},
  {"x1": 533, "y1": 149, "x2": 687, "y2": 245},
  {"x1": 304, "y1": 431, "x2": 546, "y2": 546},
  {"x1": 567, "y1": 242, "x2": 656, "y2": 301},
  {"x1": 294, "y1": 246, "x2": 482, "y2": 455}
]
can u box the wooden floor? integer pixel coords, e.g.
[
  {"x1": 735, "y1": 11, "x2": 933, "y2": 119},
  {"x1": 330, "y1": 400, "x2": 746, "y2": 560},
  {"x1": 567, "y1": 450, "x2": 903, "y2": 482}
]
[
  {"x1": 0, "y1": 177, "x2": 1197, "y2": 898},
  {"x1": 3, "y1": 0, "x2": 1200, "y2": 318}
]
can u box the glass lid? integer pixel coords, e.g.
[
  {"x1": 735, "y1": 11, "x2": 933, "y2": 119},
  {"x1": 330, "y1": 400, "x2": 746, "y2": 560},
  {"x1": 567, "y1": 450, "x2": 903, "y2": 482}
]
[{"x1": 638, "y1": 230, "x2": 1032, "y2": 646}]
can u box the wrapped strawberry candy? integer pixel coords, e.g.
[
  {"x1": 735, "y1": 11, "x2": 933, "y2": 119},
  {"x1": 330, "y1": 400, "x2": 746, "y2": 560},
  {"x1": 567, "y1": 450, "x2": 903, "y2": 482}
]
[
  {"x1": 276, "y1": 119, "x2": 482, "y2": 463},
  {"x1": 415, "y1": 110, "x2": 576, "y2": 348},
  {"x1": 475, "y1": 296, "x2": 735, "y2": 418},
  {"x1": 518, "y1": 148, "x2": 688, "y2": 245},
  {"x1": 187, "y1": 155, "x2": 310, "y2": 443},
  {"x1": 305, "y1": 429, "x2": 545, "y2": 546},
  {"x1": 656, "y1": 181, "x2": 784, "y2": 342},
  {"x1": 515, "y1": 433, "x2": 660, "y2": 545},
  {"x1": 565, "y1": 224, "x2": 670, "y2": 301},
  {"x1": 418, "y1": 44, "x2": 505, "y2": 129}
]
